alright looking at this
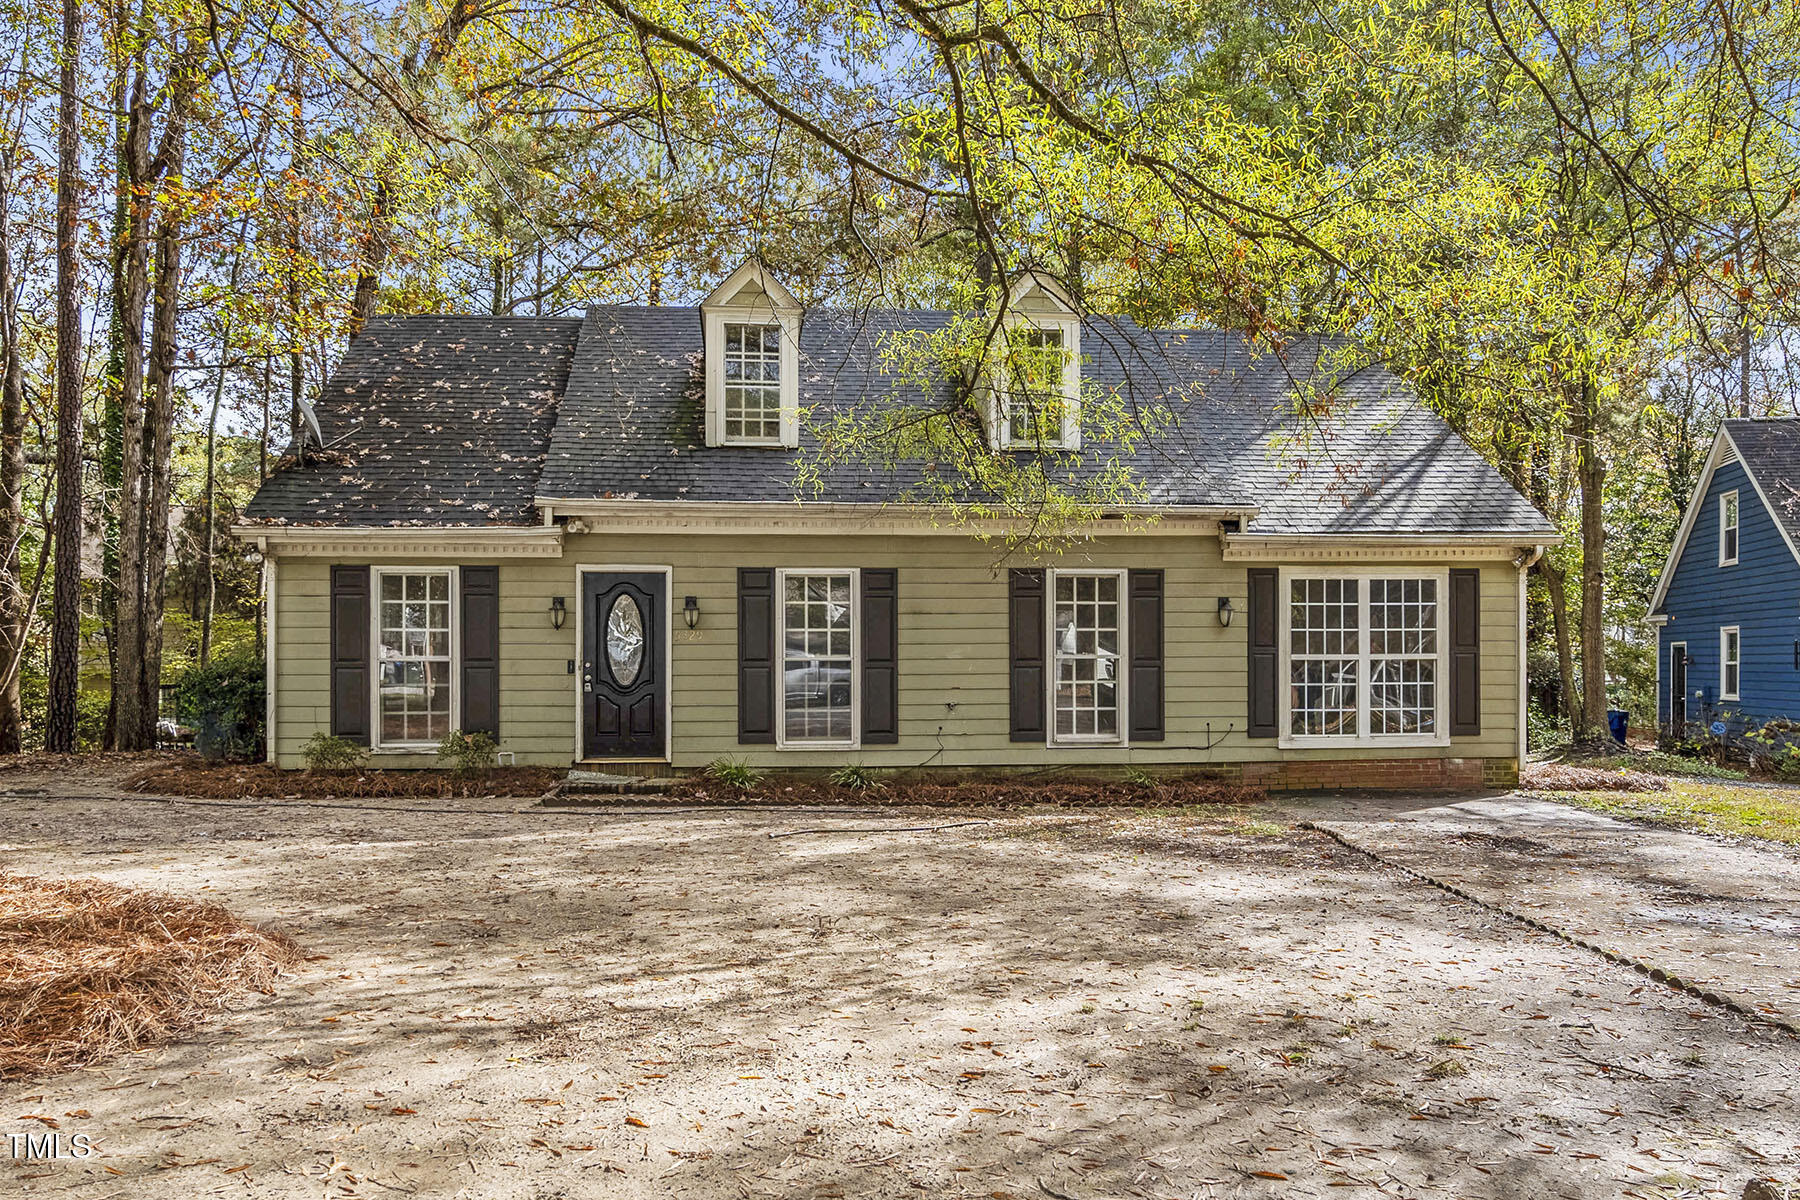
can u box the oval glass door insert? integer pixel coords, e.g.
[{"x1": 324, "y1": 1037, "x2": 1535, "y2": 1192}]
[{"x1": 606, "y1": 593, "x2": 646, "y2": 686}]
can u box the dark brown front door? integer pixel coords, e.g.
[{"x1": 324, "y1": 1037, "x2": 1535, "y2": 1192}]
[{"x1": 583, "y1": 572, "x2": 665, "y2": 758}]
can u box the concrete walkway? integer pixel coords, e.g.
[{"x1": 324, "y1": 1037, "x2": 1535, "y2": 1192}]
[{"x1": 1278, "y1": 792, "x2": 1800, "y2": 1024}]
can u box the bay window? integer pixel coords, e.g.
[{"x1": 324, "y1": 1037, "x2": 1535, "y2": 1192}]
[{"x1": 1283, "y1": 572, "x2": 1446, "y2": 746}]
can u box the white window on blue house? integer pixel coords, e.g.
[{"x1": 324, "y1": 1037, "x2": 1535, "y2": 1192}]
[
  {"x1": 1720, "y1": 625, "x2": 1740, "y2": 701},
  {"x1": 1720, "y1": 490, "x2": 1739, "y2": 565}
]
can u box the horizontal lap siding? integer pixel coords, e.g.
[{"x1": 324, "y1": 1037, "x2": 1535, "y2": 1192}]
[
  {"x1": 1658, "y1": 459, "x2": 1800, "y2": 726},
  {"x1": 269, "y1": 534, "x2": 1521, "y2": 769}
]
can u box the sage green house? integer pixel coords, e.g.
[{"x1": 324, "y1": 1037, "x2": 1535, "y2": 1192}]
[{"x1": 239, "y1": 262, "x2": 1555, "y2": 788}]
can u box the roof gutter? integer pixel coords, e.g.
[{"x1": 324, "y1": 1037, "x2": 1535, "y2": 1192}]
[{"x1": 533, "y1": 497, "x2": 1261, "y2": 536}]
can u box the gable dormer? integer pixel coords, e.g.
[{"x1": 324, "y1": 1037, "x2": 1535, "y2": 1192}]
[
  {"x1": 701, "y1": 259, "x2": 802, "y2": 448},
  {"x1": 983, "y1": 270, "x2": 1082, "y2": 452}
]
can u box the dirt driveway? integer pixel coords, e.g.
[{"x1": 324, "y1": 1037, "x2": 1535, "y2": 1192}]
[
  {"x1": 1288, "y1": 794, "x2": 1800, "y2": 1024},
  {"x1": 1, "y1": 774, "x2": 1796, "y2": 1199}
]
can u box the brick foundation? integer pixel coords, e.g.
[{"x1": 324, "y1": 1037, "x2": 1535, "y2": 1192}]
[
  {"x1": 714, "y1": 758, "x2": 1515, "y2": 792},
  {"x1": 1242, "y1": 756, "x2": 1513, "y2": 792}
]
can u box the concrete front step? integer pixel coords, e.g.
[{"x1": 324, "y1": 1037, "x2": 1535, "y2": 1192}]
[{"x1": 546, "y1": 770, "x2": 685, "y2": 800}]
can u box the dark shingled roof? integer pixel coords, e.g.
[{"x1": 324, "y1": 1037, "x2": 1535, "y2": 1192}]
[
  {"x1": 242, "y1": 315, "x2": 579, "y2": 527},
  {"x1": 1725, "y1": 417, "x2": 1800, "y2": 551},
  {"x1": 244, "y1": 306, "x2": 1554, "y2": 537},
  {"x1": 537, "y1": 306, "x2": 1554, "y2": 537}
]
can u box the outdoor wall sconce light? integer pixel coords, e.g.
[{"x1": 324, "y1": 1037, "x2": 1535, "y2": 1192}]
[
  {"x1": 549, "y1": 596, "x2": 567, "y2": 630},
  {"x1": 683, "y1": 595, "x2": 701, "y2": 630},
  {"x1": 1217, "y1": 597, "x2": 1235, "y2": 628}
]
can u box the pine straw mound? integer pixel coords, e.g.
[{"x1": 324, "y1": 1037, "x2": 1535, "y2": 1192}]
[
  {"x1": 672, "y1": 778, "x2": 1269, "y2": 809},
  {"x1": 1520, "y1": 762, "x2": 1670, "y2": 793},
  {"x1": 0, "y1": 873, "x2": 300, "y2": 1079},
  {"x1": 127, "y1": 761, "x2": 566, "y2": 799}
]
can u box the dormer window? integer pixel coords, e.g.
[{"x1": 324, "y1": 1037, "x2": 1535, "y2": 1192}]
[
  {"x1": 982, "y1": 270, "x2": 1082, "y2": 452},
  {"x1": 723, "y1": 322, "x2": 783, "y2": 442},
  {"x1": 1000, "y1": 323, "x2": 1079, "y2": 450},
  {"x1": 701, "y1": 259, "x2": 801, "y2": 448}
]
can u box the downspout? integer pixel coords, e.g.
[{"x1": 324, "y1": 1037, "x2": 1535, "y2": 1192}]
[{"x1": 1514, "y1": 545, "x2": 1545, "y2": 773}]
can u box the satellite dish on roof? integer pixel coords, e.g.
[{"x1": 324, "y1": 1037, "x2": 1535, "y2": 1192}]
[{"x1": 296, "y1": 394, "x2": 325, "y2": 450}]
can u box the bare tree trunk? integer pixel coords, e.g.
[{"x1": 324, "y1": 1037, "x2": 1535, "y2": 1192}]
[
  {"x1": 45, "y1": 0, "x2": 84, "y2": 753},
  {"x1": 254, "y1": 354, "x2": 268, "y2": 650},
  {"x1": 135, "y1": 106, "x2": 186, "y2": 747},
  {"x1": 344, "y1": 0, "x2": 479, "y2": 337},
  {"x1": 107, "y1": 77, "x2": 154, "y2": 749},
  {"x1": 199, "y1": 349, "x2": 223, "y2": 666},
  {"x1": 98, "y1": 9, "x2": 132, "y2": 745},
  {"x1": 0, "y1": 149, "x2": 25, "y2": 752},
  {"x1": 1739, "y1": 310, "x2": 1754, "y2": 419},
  {"x1": 346, "y1": 179, "x2": 389, "y2": 339},
  {"x1": 1539, "y1": 556, "x2": 1579, "y2": 734},
  {"x1": 1575, "y1": 376, "x2": 1608, "y2": 741}
]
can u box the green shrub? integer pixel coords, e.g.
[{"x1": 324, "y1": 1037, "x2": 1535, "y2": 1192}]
[
  {"x1": 170, "y1": 651, "x2": 265, "y2": 760},
  {"x1": 74, "y1": 690, "x2": 109, "y2": 751},
  {"x1": 1526, "y1": 700, "x2": 1568, "y2": 753},
  {"x1": 830, "y1": 763, "x2": 884, "y2": 791},
  {"x1": 438, "y1": 729, "x2": 499, "y2": 773},
  {"x1": 1123, "y1": 763, "x2": 1158, "y2": 789},
  {"x1": 1774, "y1": 747, "x2": 1800, "y2": 783},
  {"x1": 704, "y1": 757, "x2": 764, "y2": 792},
  {"x1": 301, "y1": 732, "x2": 365, "y2": 772},
  {"x1": 1643, "y1": 749, "x2": 1747, "y2": 780}
]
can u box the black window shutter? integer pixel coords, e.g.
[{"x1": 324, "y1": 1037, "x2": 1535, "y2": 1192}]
[
  {"x1": 738, "y1": 568, "x2": 776, "y2": 744},
  {"x1": 460, "y1": 567, "x2": 500, "y2": 738},
  {"x1": 861, "y1": 569, "x2": 899, "y2": 744},
  {"x1": 1128, "y1": 569, "x2": 1164, "y2": 741},
  {"x1": 1449, "y1": 567, "x2": 1481, "y2": 737},
  {"x1": 330, "y1": 565, "x2": 371, "y2": 745},
  {"x1": 1009, "y1": 568, "x2": 1046, "y2": 742},
  {"x1": 1246, "y1": 567, "x2": 1278, "y2": 739}
]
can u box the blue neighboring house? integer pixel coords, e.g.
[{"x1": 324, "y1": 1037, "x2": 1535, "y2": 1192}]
[{"x1": 1650, "y1": 418, "x2": 1800, "y2": 736}]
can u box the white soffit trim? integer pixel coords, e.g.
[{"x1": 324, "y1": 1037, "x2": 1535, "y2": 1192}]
[
  {"x1": 232, "y1": 525, "x2": 565, "y2": 558},
  {"x1": 1648, "y1": 425, "x2": 1800, "y2": 615},
  {"x1": 1221, "y1": 533, "x2": 1556, "y2": 562}
]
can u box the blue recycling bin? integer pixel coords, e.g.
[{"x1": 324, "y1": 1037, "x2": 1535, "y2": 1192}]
[{"x1": 1606, "y1": 708, "x2": 1628, "y2": 746}]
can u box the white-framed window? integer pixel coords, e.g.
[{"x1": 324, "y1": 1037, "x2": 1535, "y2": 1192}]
[
  {"x1": 1288, "y1": 578, "x2": 1360, "y2": 737},
  {"x1": 1720, "y1": 625, "x2": 1740, "y2": 700},
  {"x1": 701, "y1": 259, "x2": 801, "y2": 448},
  {"x1": 1719, "y1": 490, "x2": 1740, "y2": 565},
  {"x1": 1279, "y1": 570, "x2": 1448, "y2": 747},
  {"x1": 721, "y1": 322, "x2": 784, "y2": 443},
  {"x1": 1049, "y1": 569, "x2": 1126, "y2": 744},
  {"x1": 777, "y1": 568, "x2": 859, "y2": 747},
  {"x1": 1368, "y1": 578, "x2": 1441, "y2": 735},
  {"x1": 998, "y1": 322, "x2": 1080, "y2": 451},
  {"x1": 373, "y1": 567, "x2": 458, "y2": 748}
]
